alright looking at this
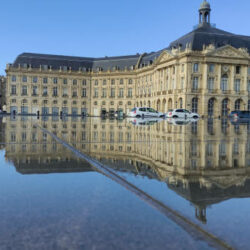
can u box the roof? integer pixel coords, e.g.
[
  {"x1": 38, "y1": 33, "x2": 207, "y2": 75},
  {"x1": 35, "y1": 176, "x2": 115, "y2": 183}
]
[
  {"x1": 12, "y1": 52, "x2": 142, "y2": 72},
  {"x1": 169, "y1": 25, "x2": 250, "y2": 52}
]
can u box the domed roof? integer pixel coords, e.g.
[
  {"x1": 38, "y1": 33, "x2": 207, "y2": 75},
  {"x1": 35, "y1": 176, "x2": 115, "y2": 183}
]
[{"x1": 200, "y1": 0, "x2": 211, "y2": 10}]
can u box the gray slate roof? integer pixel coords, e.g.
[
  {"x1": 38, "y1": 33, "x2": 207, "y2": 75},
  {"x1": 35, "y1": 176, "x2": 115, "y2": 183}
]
[
  {"x1": 12, "y1": 24, "x2": 250, "y2": 71},
  {"x1": 169, "y1": 25, "x2": 250, "y2": 52}
]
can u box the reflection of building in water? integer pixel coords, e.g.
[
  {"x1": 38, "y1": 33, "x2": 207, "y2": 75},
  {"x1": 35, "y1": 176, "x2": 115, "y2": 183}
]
[
  {"x1": 5, "y1": 1, "x2": 250, "y2": 117},
  {"x1": 0, "y1": 117, "x2": 6, "y2": 149},
  {"x1": 3, "y1": 116, "x2": 250, "y2": 222}
]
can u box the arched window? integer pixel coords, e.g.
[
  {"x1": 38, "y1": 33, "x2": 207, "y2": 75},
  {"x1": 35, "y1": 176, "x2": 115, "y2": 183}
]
[
  {"x1": 192, "y1": 98, "x2": 198, "y2": 113},
  {"x1": 208, "y1": 98, "x2": 214, "y2": 116},
  {"x1": 221, "y1": 75, "x2": 228, "y2": 92},
  {"x1": 222, "y1": 99, "x2": 229, "y2": 116},
  {"x1": 235, "y1": 99, "x2": 241, "y2": 111}
]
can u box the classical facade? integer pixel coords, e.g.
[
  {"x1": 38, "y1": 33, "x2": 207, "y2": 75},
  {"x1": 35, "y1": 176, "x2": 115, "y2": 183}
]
[
  {"x1": 4, "y1": 1, "x2": 250, "y2": 117},
  {"x1": 0, "y1": 76, "x2": 6, "y2": 110}
]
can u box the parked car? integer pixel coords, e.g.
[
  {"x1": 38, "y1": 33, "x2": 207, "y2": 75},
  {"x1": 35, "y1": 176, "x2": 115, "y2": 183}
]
[
  {"x1": 128, "y1": 107, "x2": 164, "y2": 118},
  {"x1": 229, "y1": 111, "x2": 250, "y2": 119},
  {"x1": 167, "y1": 109, "x2": 200, "y2": 119},
  {"x1": 165, "y1": 109, "x2": 173, "y2": 118}
]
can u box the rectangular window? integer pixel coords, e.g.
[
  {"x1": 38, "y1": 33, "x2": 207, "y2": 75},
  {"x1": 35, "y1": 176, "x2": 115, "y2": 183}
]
[
  {"x1": 43, "y1": 87, "x2": 48, "y2": 96},
  {"x1": 82, "y1": 88, "x2": 87, "y2": 97},
  {"x1": 119, "y1": 88, "x2": 124, "y2": 97},
  {"x1": 73, "y1": 79, "x2": 77, "y2": 85},
  {"x1": 43, "y1": 77, "x2": 48, "y2": 84},
  {"x1": 120, "y1": 79, "x2": 123, "y2": 85},
  {"x1": 111, "y1": 88, "x2": 115, "y2": 97},
  {"x1": 208, "y1": 77, "x2": 214, "y2": 91},
  {"x1": 11, "y1": 75, "x2": 16, "y2": 82},
  {"x1": 94, "y1": 88, "x2": 98, "y2": 97},
  {"x1": 234, "y1": 79, "x2": 241, "y2": 93},
  {"x1": 53, "y1": 87, "x2": 58, "y2": 96},
  {"x1": 111, "y1": 79, "x2": 115, "y2": 85},
  {"x1": 236, "y1": 66, "x2": 241, "y2": 74},
  {"x1": 53, "y1": 78, "x2": 58, "y2": 84},
  {"x1": 209, "y1": 64, "x2": 215, "y2": 73},
  {"x1": 63, "y1": 87, "x2": 68, "y2": 96},
  {"x1": 102, "y1": 88, "x2": 107, "y2": 97},
  {"x1": 72, "y1": 90, "x2": 77, "y2": 97},
  {"x1": 82, "y1": 79, "x2": 86, "y2": 85},
  {"x1": 128, "y1": 88, "x2": 132, "y2": 97},
  {"x1": 103, "y1": 79, "x2": 106, "y2": 85},
  {"x1": 32, "y1": 86, "x2": 38, "y2": 96},
  {"x1": 248, "y1": 80, "x2": 250, "y2": 92},
  {"x1": 22, "y1": 76, "x2": 27, "y2": 82},
  {"x1": 32, "y1": 76, "x2": 37, "y2": 83},
  {"x1": 192, "y1": 77, "x2": 198, "y2": 90},
  {"x1": 11, "y1": 85, "x2": 16, "y2": 95},
  {"x1": 63, "y1": 78, "x2": 67, "y2": 84},
  {"x1": 193, "y1": 63, "x2": 199, "y2": 73},
  {"x1": 95, "y1": 80, "x2": 98, "y2": 86},
  {"x1": 22, "y1": 86, "x2": 27, "y2": 95}
]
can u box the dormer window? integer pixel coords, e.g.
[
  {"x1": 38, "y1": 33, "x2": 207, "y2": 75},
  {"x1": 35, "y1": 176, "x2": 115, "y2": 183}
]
[
  {"x1": 236, "y1": 66, "x2": 241, "y2": 74},
  {"x1": 193, "y1": 63, "x2": 199, "y2": 73},
  {"x1": 63, "y1": 66, "x2": 68, "y2": 71},
  {"x1": 42, "y1": 65, "x2": 48, "y2": 70}
]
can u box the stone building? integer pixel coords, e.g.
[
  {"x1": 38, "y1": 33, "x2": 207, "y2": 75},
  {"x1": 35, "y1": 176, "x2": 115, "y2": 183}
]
[
  {"x1": 4, "y1": 0, "x2": 250, "y2": 117},
  {"x1": 0, "y1": 76, "x2": 6, "y2": 110}
]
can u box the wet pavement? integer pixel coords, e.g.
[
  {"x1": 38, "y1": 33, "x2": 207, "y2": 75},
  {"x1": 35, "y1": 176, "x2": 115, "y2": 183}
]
[{"x1": 1, "y1": 115, "x2": 250, "y2": 249}]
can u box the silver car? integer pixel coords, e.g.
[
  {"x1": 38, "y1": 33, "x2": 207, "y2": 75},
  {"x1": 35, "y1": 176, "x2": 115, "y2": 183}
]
[{"x1": 128, "y1": 107, "x2": 164, "y2": 118}]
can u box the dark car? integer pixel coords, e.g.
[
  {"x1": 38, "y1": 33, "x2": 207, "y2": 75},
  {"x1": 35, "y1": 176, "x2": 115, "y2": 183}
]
[{"x1": 229, "y1": 111, "x2": 250, "y2": 119}]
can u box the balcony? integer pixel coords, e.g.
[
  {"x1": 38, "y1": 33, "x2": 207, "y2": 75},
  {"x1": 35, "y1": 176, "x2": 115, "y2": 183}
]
[
  {"x1": 62, "y1": 94, "x2": 68, "y2": 97},
  {"x1": 191, "y1": 89, "x2": 202, "y2": 93},
  {"x1": 168, "y1": 90, "x2": 173, "y2": 94},
  {"x1": 32, "y1": 93, "x2": 38, "y2": 96},
  {"x1": 42, "y1": 93, "x2": 48, "y2": 97},
  {"x1": 162, "y1": 90, "x2": 167, "y2": 95},
  {"x1": 208, "y1": 89, "x2": 217, "y2": 94},
  {"x1": 221, "y1": 90, "x2": 230, "y2": 94}
]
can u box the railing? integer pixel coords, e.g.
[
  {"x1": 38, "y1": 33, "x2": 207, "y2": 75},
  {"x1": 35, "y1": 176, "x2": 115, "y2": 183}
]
[{"x1": 191, "y1": 89, "x2": 202, "y2": 93}]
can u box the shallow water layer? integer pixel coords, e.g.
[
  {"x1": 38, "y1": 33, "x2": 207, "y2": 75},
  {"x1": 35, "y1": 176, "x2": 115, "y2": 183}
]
[{"x1": 1, "y1": 115, "x2": 250, "y2": 249}]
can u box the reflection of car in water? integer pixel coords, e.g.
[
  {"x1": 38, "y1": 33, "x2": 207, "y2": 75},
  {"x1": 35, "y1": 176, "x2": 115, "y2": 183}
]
[
  {"x1": 229, "y1": 111, "x2": 250, "y2": 125},
  {"x1": 127, "y1": 117, "x2": 163, "y2": 126},
  {"x1": 166, "y1": 117, "x2": 199, "y2": 125}
]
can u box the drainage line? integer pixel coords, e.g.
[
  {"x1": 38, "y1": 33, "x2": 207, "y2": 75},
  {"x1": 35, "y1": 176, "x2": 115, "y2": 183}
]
[{"x1": 38, "y1": 125, "x2": 234, "y2": 250}]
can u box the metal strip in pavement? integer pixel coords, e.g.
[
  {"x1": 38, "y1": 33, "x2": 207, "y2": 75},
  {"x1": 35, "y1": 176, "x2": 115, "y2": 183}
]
[{"x1": 38, "y1": 125, "x2": 234, "y2": 250}]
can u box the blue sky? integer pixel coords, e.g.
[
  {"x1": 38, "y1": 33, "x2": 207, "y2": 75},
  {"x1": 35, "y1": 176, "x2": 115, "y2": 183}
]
[{"x1": 0, "y1": 0, "x2": 249, "y2": 75}]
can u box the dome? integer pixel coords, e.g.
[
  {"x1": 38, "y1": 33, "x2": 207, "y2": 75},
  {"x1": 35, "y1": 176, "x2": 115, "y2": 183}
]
[{"x1": 200, "y1": 0, "x2": 211, "y2": 10}]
